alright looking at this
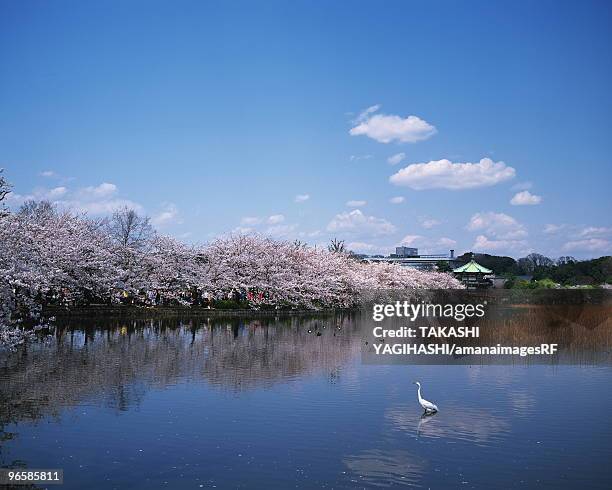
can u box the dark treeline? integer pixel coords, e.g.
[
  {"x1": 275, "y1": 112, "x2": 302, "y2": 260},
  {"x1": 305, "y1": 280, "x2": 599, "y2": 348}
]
[{"x1": 457, "y1": 252, "x2": 612, "y2": 286}]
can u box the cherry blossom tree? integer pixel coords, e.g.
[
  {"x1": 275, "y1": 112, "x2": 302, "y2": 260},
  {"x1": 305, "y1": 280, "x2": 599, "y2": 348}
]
[
  {"x1": 0, "y1": 168, "x2": 10, "y2": 217},
  {"x1": 0, "y1": 191, "x2": 463, "y2": 348}
]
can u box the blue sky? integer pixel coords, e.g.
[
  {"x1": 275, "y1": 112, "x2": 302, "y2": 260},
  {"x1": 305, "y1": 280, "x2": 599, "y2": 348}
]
[{"x1": 1, "y1": 0, "x2": 611, "y2": 258}]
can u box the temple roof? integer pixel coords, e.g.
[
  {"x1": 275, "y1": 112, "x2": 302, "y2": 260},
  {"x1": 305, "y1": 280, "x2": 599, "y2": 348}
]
[{"x1": 453, "y1": 259, "x2": 493, "y2": 274}]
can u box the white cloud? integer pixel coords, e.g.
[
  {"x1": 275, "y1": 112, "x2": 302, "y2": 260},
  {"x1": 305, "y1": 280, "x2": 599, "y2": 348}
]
[
  {"x1": 390, "y1": 158, "x2": 515, "y2": 190},
  {"x1": 295, "y1": 194, "x2": 310, "y2": 203},
  {"x1": 510, "y1": 190, "x2": 542, "y2": 205},
  {"x1": 4, "y1": 192, "x2": 23, "y2": 206},
  {"x1": 387, "y1": 153, "x2": 406, "y2": 165},
  {"x1": 346, "y1": 200, "x2": 367, "y2": 208},
  {"x1": 47, "y1": 186, "x2": 67, "y2": 198},
  {"x1": 543, "y1": 225, "x2": 611, "y2": 253},
  {"x1": 267, "y1": 214, "x2": 285, "y2": 225},
  {"x1": 396, "y1": 235, "x2": 458, "y2": 254},
  {"x1": 420, "y1": 218, "x2": 441, "y2": 229},
  {"x1": 349, "y1": 154, "x2": 373, "y2": 162},
  {"x1": 346, "y1": 241, "x2": 385, "y2": 254},
  {"x1": 562, "y1": 238, "x2": 611, "y2": 253},
  {"x1": 353, "y1": 104, "x2": 381, "y2": 124},
  {"x1": 544, "y1": 223, "x2": 565, "y2": 234},
  {"x1": 232, "y1": 226, "x2": 253, "y2": 234},
  {"x1": 241, "y1": 214, "x2": 285, "y2": 226},
  {"x1": 265, "y1": 223, "x2": 297, "y2": 238},
  {"x1": 579, "y1": 226, "x2": 612, "y2": 238},
  {"x1": 79, "y1": 182, "x2": 118, "y2": 199},
  {"x1": 327, "y1": 209, "x2": 396, "y2": 237},
  {"x1": 472, "y1": 235, "x2": 529, "y2": 253},
  {"x1": 389, "y1": 196, "x2": 405, "y2": 204},
  {"x1": 6, "y1": 185, "x2": 67, "y2": 204},
  {"x1": 60, "y1": 197, "x2": 143, "y2": 215},
  {"x1": 467, "y1": 212, "x2": 527, "y2": 240},
  {"x1": 39, "y1": 170, "x2": 56, "y2": 178},
  {"x1": 7, "y1": 181, "x2": 142, "y2": 216},
  {"x1": 437, "y1": 237, "x2": 457, "y2": 247},
  {"x1": 349, "y1": 106, "x2": 437, "y2": 144},
  {"x1": 300, "y1": 229, "x2": 322, "y2": 238},
  {"x1": 400, "y1": 234, "x2": 423, "y2": 246},
  {"x1": 151, "y1": 203, "x2": 180, "y2": 227}
]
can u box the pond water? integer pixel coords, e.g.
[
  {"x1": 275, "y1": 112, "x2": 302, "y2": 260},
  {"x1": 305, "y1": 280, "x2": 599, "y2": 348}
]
[{"x1": 1, "y1": 309, "x2": 611, "y2": 489}]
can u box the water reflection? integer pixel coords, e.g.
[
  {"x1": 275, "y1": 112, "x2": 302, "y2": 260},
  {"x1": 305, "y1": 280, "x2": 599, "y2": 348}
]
[
  {"x1": 1, "y1": 306, "x2": 611, "y2": 489},
  {"x1": 0, "y1": 314, "x2": 360, "y2": 430},
  {"x1": 416, "y1": 412, "x2": 437, "y2": 438},
  {"x1": 385, "y1": 404, "x2": 510, "y2": 445},
  {"x1": 343, "y1": 449, "x2": 427, "y2": 487}
]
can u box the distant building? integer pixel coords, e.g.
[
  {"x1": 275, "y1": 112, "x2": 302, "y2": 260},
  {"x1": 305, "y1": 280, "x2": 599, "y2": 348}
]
[
  {"x1": 391, "y1": 246, "x2": 418, "y2": 258},
  {"x1": 452, "y1": 260, "x2": 493, "y2": 289},
  {"x1": 364, "y1": 248, "x2": 461, "y2": 271}
]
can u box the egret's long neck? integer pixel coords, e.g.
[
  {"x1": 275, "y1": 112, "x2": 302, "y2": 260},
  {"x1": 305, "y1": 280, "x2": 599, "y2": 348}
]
[{"x1": 417, "y1": 385, "x2": 423, "y2": 403}]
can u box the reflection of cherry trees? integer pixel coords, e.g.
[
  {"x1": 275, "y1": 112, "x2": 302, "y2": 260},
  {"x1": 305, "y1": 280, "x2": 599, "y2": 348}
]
[
  {"x1": 0, "y1": 314, "x2": 361, "y2": 433},
  {"x1": 0, "y1": 204, "x2": 462, "y2": 346}
]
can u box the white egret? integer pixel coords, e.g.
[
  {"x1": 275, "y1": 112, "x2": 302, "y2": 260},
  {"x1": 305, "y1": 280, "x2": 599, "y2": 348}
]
[{"x1": 413, "y1": 381, "x2": 438, "y2": 414}]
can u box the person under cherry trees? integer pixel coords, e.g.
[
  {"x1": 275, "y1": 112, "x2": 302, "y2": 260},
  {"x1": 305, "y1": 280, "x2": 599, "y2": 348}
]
[{"x1": 0, "y1": 192, "x2": 462, "y2": 348}]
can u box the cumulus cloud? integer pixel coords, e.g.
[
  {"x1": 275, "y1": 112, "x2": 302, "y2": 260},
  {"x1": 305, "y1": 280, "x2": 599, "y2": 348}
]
[
  {"x1": 327, "y1": 209, "x2": 396, "y2": 237},
  {"x1": 47, "y1": 186, "x2": 67, "y2": 198},
  {"x1": 400, "y1": 234, "x2": 423, "y2": 246},
  {"x1": 62, "y1": 197, "x2": 143, "y2": 215},
  {"x1": 472, "y1": 235, "x2": 529, "y2": 253},
  {"x1": 389, "y1": 196, "x2": 405, "y2": 204},
  {"x1": 562, "y1": 238, "x2": 611, "y2": 253},
  {"x1": 579, "y1": 226, "x2": 612, "y2": 237},
  {"x1": 390, "y1": 158, "x2": 515, "y2": 190},
  {"x1": 346, "y1": 200, "x2": 367, "y2": 208},
  {"x1": 387, "y1": 153, "x2": 406, "y2": 165},
  {"x1": 510, "y1": 190, "x2": 542, "y2": 205},
  {"x1": 543, "y1": 225, "x2": 611, "y2": 253},
  {"x1": 39, "y1": 170, "x2": 56, "y2": 178},
  {"x1": 346, "y1": 241, "x2": 387, "y2": 254},
  {"x1": 267, "y1": 214, "x2": 285, "y2": 225},
  {"x1": 353, "y1": 105, "x2": 381, "y2": 124},
  {"x1": 79, "y1": 182, "x2": 118, "y2": 199},
  {"x1": 397, "y1": 235, "x2": 457, "y2": 253},
  {"x1": 241, "y1": 214, "x2": 285, "y2": 226},
  {"x1": 544, "y1": 223, "x2": 565, "y2": 234},
  {"x1": 467, "y1": 212, "x2": 527, "y2": 239},
  {"x1": 420, "y1": 218, "x2": 441, "y2": 229},
  {"x1": 295, "y1": 194, "x2": 310, "y2": 203},
  {"x1": 151, "y1": 203, "x2": 181, "y2": 227},
  {"x1": 232, "y1": 226, "x2": 253, "y2": 235},
  {"x1": 7, "y1": 181, "x2": 143, "y2": 215},
  {"x1": 6, "y1": 186, "x2": 67, "y2": 204},
  {"x1": 265, "y1": 223, "x2": 297, "y2": 238},
  {"x1": 437, "y1": 237, "x2": 457, "y2": 247},
  {"x1": 349, "y1": 106, "x2": 436, "y2": 144}
]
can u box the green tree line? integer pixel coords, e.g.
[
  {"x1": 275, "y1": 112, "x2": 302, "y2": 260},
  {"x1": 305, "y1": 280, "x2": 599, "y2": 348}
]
[{"x1": 457, "y1": 252, "x2": 612, "y2": 287}]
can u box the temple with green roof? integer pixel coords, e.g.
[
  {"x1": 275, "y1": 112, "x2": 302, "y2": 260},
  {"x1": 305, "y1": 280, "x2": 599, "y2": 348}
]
[{"x1": 452, "y1": 259, "x2": 494, "y2": 289}]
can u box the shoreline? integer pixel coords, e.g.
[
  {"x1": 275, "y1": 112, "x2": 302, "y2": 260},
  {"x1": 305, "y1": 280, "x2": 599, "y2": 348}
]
[
  {"x1": 42, "y1": 305, "x2": 354, "y2": 319},
  {"x1": 41, "y1": 289, "x2": 612, "y2": 319}
]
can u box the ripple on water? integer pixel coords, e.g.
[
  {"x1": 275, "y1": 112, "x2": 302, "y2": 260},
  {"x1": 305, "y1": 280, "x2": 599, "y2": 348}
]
[
  {"x1": 343, "y1": 449, "x2": 427, "y2": 487},
  {"x1": 385, "y1": 404, "x2": 511, "y2": 446}
]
